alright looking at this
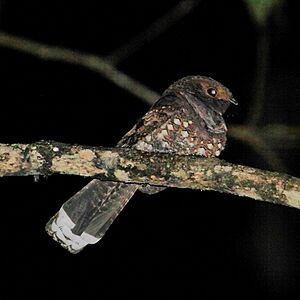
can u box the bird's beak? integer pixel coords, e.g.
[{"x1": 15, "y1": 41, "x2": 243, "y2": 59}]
[{"x1": 229, "y1": 97, "x2": 238, "y2": 105}]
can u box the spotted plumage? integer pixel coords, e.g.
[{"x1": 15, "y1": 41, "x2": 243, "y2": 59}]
[{"x1": 46, "y1": 75, "x2": 237, "y2": 253}]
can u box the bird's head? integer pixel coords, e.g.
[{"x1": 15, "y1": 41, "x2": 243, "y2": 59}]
[{"x1": 164, "y1": 75, "x2": 237, "y2": 115}]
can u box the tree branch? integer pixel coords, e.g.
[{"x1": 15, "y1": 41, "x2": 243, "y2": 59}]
[
  {"x1": 106, "y1": 0, "x2": 201, "y2": 64},
  {"x1": 1, "y1": 141, "x2": 299, "y2": 210}
]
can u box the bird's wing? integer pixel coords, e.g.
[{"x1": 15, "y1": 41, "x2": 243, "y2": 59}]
[{"x1": 118, "y1": 94, "x2": 181, "y2": 146}]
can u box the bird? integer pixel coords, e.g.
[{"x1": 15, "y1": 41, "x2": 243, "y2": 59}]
[{"x1": 45, "y1": 75, "x2": 237, "y2": 253}]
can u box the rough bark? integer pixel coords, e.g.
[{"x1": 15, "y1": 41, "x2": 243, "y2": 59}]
[{"x1": 0, "y1": 141, "x2": 299, "y2": 210}]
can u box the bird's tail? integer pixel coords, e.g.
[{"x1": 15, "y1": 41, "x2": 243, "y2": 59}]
[{"x1": 46, "y1": 179, "x2": 138, "y2": 253}]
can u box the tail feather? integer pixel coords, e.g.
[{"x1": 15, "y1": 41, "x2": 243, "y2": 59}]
[{"x1": 46, "y1": 179, "x2": 138, "y2": 253}]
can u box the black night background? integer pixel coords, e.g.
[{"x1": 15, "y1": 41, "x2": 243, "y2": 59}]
[{"x1": 0, "y1": 0, "x2": 300, "y2": 298}]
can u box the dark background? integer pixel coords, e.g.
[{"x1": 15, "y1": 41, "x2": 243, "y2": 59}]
[{"x1": 0, "y1": 0, "x2": 299, "y2": 298}]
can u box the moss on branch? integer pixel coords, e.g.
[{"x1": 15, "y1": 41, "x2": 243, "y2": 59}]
[{"x1": 0, "y1": 141, "x2": 299, "y2": 210}]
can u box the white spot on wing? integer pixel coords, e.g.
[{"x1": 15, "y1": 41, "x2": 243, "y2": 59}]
[
  {"x1": 198, "y1": 148, "x2": 206, "y2": 155},
  {"x1": 136, "y1": 141, "x2": 146, "y2": 150},
  {"x1": 181, "y1": 131, "x2": 189, "y2": 138},
  {"x1": 157, "y1": 133, "x2": 164, "y2": 140},
  {"x1": 162, "y1": 142, "x2": 169, "y2": 148},
  {"x1": 167, "y1": 124, "x2": 174, "y2": 131},
  {"x1": 174, "y1": 118, "x2": 181, "y2": 125}
]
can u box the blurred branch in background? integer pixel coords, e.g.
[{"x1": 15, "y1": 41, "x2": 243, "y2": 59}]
[
  {"x1": 244, "y1": 0, "x2": 284, "y2": 125},
  {"x1": 230, "y1": 124, "x2": 300, "y2": 150},
  {"x1": 242, "y1": 0, "x2": 287, "y2": 171},
  {"x1": 244, "y1": 0, "x2": 284, "y2": 28},
  {"x1": 258, "y1": 124, "x2": 300, "y2": 149},
  {"x1": 229, "y1": 125, "x2": 291, "y2": 172},
  {"x1": 0, "y1": 31, "x2": 159, "y2": 105},
  {"x1": 106, "y1": 0, "x2": 201, "y2": 65},
  {"x1": 247, "y1": 26, "x2": 269, "y2": 125}
]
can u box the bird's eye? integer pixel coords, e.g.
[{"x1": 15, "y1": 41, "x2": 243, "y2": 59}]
[{"x1": 207, "y1": 88, "x2": 217, "y2": 97}]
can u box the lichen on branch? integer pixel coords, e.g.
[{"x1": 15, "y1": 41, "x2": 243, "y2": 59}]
[{"x1": 0, "y1": 141, "x2": 299, "y2": 210}]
